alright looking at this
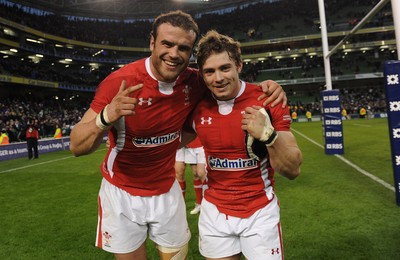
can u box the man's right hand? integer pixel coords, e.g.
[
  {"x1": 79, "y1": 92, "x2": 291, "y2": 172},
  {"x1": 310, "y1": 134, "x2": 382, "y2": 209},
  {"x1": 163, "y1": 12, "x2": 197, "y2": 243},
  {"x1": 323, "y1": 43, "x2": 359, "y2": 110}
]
[{"x1": 106, "y1": 80, "x2": 143, "y2": 123}]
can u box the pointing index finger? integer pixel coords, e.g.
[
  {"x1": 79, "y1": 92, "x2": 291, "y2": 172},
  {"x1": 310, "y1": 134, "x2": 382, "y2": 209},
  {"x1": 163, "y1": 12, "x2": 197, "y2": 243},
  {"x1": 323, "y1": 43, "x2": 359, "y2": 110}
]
[
  {"x1": 125, "y1": 83, "x2": 143, "y2": 95},
  {"x1": 118, "y1": 80, "x2": 127, "y2": 94}
]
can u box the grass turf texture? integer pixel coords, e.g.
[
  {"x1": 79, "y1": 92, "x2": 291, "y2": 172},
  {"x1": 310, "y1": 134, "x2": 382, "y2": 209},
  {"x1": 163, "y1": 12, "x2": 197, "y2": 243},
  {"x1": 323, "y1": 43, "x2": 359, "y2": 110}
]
[{"x1": 0, "y1": 118, "x2": 398, "y2": 259}]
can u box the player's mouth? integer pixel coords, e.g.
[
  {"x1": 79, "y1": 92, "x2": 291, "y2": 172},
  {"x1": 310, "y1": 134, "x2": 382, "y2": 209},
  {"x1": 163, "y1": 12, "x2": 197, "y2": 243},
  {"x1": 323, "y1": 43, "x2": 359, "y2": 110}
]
[
  {"x1": 215, "y1": 83, "x2": 228, "y2": 89},
  {"x1": 164, "y1": 60, "x2": 180, "y2": 68}
]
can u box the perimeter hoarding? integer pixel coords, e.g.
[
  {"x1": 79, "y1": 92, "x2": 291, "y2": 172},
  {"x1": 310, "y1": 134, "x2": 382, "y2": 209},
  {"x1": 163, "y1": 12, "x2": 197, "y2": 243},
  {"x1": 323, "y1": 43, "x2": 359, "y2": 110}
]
[
  {"x1": 384, "y1": 60, "x2": 400, "y2": 206},
  {"x1": 321, "y1": 89, "x2": 344, "y2": 155},
  {"x1": 0, "y1": 137, "x2": 70, "y2": 161}
]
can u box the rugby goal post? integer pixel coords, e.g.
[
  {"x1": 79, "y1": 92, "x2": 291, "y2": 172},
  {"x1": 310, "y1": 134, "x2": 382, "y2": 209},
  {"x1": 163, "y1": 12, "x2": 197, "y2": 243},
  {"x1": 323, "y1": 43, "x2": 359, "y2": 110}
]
[{"x1": 318, "y1": 0, "x2": 400, "y2": 205}]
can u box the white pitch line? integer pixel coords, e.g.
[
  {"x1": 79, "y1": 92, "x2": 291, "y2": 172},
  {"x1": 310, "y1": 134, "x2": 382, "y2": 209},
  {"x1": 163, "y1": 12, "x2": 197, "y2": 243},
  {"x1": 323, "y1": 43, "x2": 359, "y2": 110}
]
[
  {"x1": 0, "y1": 156, "x2": 74, "y2": 174},
  {"x1": 0, "y1": 148, "x2": 107, "y2": 174},
  {"x1": 292, "y1": 128, "x2": 395, "y2": 192}
]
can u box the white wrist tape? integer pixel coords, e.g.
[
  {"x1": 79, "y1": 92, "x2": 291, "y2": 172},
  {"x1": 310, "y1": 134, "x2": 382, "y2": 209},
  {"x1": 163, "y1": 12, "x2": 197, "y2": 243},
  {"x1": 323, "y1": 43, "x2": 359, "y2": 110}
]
[
  {"x1": 258, "y1": 108, "x2": 278, "y2": 146},
  {"x1": 102, "y1": 104, "x2": 111, "y2": 125},
  {"x1": 245, "y1": 108, "x2": 278, "y2": 161},
  {"x1": 95, "y1": 105, "x2": 111, "y2": 130}
]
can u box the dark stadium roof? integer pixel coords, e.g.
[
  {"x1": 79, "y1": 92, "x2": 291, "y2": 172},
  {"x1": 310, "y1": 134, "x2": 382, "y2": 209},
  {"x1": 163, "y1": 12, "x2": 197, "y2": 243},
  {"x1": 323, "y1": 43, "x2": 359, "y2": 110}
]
[{"x1": 8, "y1": 0, "x2": 265, "y2": 20}]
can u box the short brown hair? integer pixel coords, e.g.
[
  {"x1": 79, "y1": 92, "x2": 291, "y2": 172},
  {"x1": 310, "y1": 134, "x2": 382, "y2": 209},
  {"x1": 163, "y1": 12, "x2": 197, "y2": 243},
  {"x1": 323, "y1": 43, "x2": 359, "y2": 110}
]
[
  {"x1": 151, "y1": 10, "x2": 199, "y2": 45},
  {"x1": 196, "y1": 30, "x2": 242, "y2": 71}
]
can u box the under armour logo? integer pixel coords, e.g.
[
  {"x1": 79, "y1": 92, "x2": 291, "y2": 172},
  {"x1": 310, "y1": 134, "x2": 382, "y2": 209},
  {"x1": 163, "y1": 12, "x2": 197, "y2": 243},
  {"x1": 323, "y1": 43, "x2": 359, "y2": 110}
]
[
  {"x1": 138, "y1": 97, "x2": 152, "y2": 106},
  {"x1": 201, "y1": 117, "x2": 212, "y2": 125},
  {"x1": 271, "y1": 248, "x2": 280, "y2": 255}
]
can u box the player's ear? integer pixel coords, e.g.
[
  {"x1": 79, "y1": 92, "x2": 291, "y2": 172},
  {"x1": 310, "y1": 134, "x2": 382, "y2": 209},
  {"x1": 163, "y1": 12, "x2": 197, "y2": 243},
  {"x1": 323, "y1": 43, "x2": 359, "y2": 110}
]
[
  {"x1": 150, "y1": 34, "x2": 155, "y2": 51},
  {"x1": 237, "y1": 61, "x2": 243, "y2": 73}
]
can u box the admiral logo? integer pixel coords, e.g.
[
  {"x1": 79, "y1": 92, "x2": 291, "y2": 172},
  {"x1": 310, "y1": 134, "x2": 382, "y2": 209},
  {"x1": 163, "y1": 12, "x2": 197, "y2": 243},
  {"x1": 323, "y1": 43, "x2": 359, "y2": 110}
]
[
  {"x1": 208, "y1": 156, "x2": 257, "y2": 171},
  {"x1": 396, "y1": 155, "x2": 400, "y2": 166},
  {"x1": 132, "y1": 131, "x2": 180, "y2": 147}
]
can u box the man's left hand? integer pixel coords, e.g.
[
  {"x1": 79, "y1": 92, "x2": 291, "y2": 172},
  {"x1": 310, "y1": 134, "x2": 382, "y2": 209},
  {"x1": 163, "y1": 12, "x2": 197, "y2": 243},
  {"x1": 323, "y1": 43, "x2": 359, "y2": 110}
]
[{"x1": 258, "y1": 80, "x2": 287, "y2": 108}]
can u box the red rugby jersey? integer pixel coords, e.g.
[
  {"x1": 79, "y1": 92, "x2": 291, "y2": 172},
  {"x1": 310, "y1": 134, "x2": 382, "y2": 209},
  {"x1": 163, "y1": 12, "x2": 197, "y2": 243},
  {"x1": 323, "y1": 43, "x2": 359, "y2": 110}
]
[
  {"x1": 191, "y1": 81, "x2": 291, "y2": 218},
  {"x1": 91, "y1": 58, "x2": 206, "y2": 196}
]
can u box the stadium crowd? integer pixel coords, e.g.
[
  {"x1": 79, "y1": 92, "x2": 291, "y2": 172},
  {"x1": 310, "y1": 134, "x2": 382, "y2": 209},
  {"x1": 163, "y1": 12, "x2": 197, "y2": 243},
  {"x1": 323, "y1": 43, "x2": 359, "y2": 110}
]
[
  {"x1": 0, "y1": 95, "x2": 89, "y2": 143},
  {"x1": 0, "y1": 0, "x2": 391, "y2": 144},
  {"x1": 287, "y1": 86, "x2": 387, "y2": 119},
  {"x1": 0, "y1": 0, "x2": 389, "y2": 47},
  {"x1": 0, "y1": 0, "x2": 394, "y2": 86},
  {"x1": 0, "y1": 57, "x2": 111, "y2": 90},
  {"x1": 0, "y1": 84, "x2": 387, "y2": 144}
]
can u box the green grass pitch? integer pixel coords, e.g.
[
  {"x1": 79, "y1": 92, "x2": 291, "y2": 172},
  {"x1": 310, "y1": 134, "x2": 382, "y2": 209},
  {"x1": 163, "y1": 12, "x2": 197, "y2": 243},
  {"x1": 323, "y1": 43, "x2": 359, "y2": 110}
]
[{"x1": 0, "y1": 118, "x2": 399, "y2": 259}]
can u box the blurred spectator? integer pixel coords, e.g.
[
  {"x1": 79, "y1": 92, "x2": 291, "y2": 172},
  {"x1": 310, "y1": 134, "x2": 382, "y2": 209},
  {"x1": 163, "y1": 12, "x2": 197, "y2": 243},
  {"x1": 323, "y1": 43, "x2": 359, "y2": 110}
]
[
  {"x1": 25, "y1": 119, "x2": 39, "y2": 160},
  {"x1": 306, "y1": 110, "x2": 312, "y2": 122},
  {"x1": 291, "y1": 110, "x2": 298, "y2": 122},
  {"x1": 0, "y1": 128, "x2": 10, "y2": 145},
  {"x1": 53, "y1": 123, "x2": 62, "y2": 139}
]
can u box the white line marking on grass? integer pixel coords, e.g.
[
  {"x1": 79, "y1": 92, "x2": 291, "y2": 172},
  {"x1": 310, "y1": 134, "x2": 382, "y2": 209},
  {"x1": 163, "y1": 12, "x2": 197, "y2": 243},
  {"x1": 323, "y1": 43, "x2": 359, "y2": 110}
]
[
  {"x1": 0, "y1": 148, "x2": 107, "y2": 174},
  {"x1": 292, "y1": 128, "x2": 395, "y2": 192},
  {"x1": 0, "y1": 156, "x2": 73, "y2": 174}
]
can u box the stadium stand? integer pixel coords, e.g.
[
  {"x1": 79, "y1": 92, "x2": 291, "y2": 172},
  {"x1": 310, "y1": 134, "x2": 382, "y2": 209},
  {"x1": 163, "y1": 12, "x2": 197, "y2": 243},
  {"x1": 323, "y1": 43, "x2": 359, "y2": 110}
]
[{"x1": 0, "y1": 0, "x2": 395, "y2": 142}]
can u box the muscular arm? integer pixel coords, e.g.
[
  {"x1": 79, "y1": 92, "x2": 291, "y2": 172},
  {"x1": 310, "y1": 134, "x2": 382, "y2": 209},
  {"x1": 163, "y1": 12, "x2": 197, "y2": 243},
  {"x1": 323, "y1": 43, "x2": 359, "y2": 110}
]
[
  {"x1": 241, "y1": 106, "x2": 302, "y2": 180},
  {"x1": 267, "y1": 131, "x2": 302, "y2": 179},
  {"x1": 179, "y1": 131, "x2": 197, "y2": 148},
  {"x1": 70, "y1": 108, "x2": 107, "y2": 156}
]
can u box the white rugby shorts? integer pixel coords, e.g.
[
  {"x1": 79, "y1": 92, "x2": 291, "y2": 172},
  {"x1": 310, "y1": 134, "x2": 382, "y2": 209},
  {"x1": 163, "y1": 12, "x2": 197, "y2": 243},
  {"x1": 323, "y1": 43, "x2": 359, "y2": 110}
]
[
  {"x1": 199, "y1": 196, "x2": 283, "y2": 260},
  {"x1": 96, "y1": 178, "x2": 191, "y2": 254},
  {"x1": 176, "y1": 147, "x2": 206, "y2": 164},
  {"x1": 175, "y1": 147, "x2": 186, "y2": 162}
]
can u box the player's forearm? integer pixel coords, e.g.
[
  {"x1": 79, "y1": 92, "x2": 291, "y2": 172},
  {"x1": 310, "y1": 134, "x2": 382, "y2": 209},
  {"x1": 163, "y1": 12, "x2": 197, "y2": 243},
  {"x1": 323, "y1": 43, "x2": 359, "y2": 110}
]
[
  {"x1": 271, "y1": 146, "x2": 302, "y2": 179},
  {"x1": 180, "y1": 131, "x2": 197, "y2": 148},
  {"x1": 267, "y1": 132, "x2": 302, "y2": 180},
  {"x1": 70, "y1": 120, "x2": 107, "y2": 156}
]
